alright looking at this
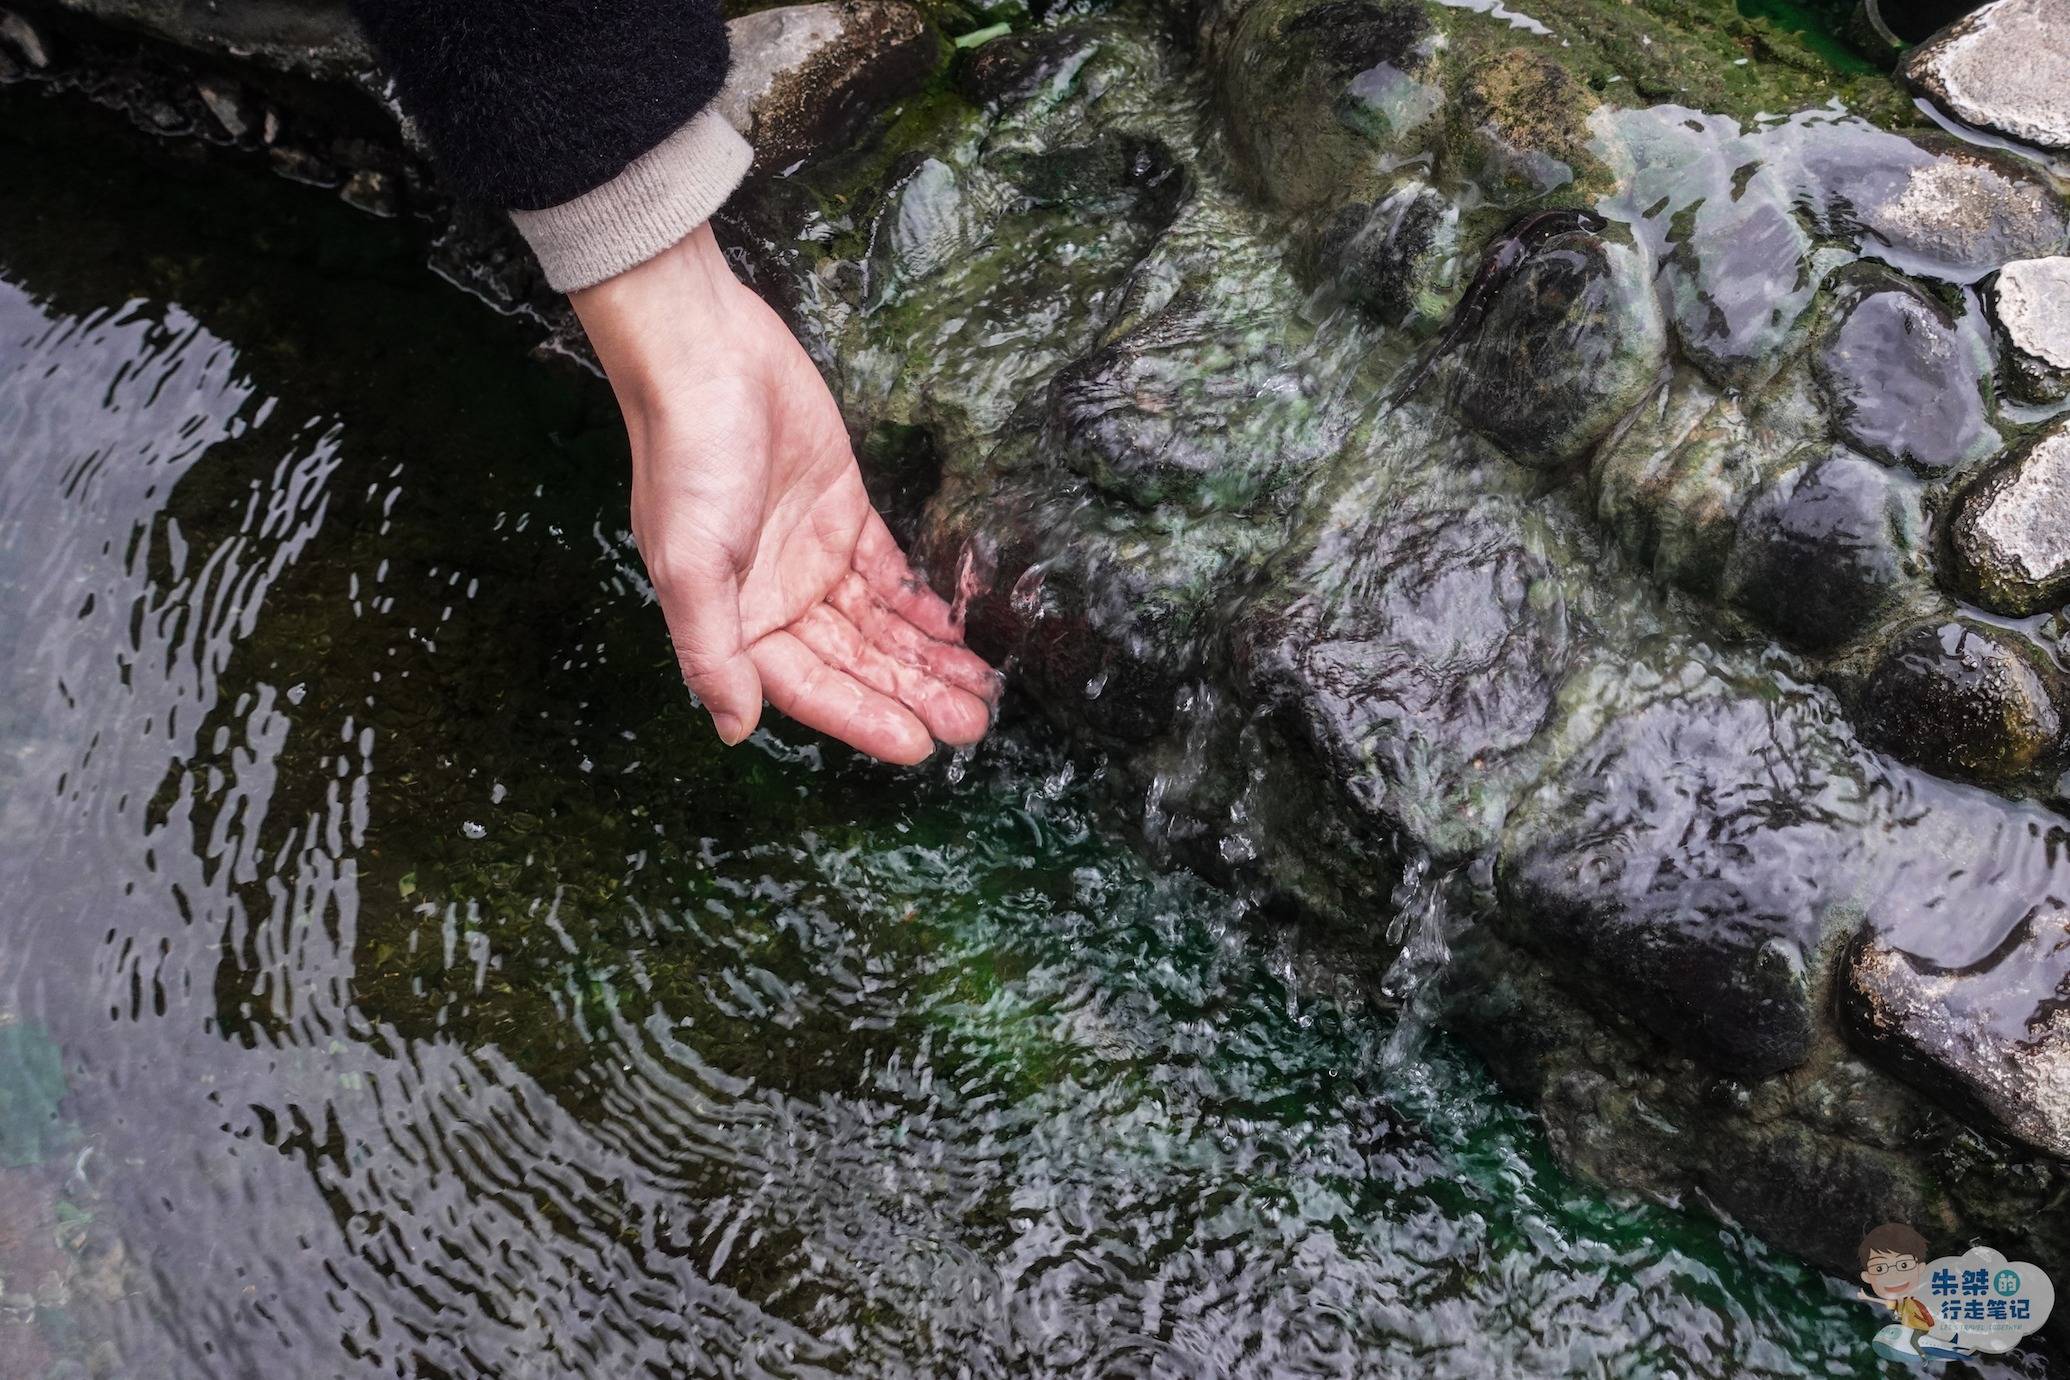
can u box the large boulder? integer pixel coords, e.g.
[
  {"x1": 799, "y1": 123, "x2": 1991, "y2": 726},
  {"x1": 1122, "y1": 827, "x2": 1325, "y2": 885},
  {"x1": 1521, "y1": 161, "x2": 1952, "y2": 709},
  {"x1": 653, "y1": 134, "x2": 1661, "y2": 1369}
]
[
  {"x1": 1496, "y1": 656, "x2": 1867, "y2": 1078},
  {"x1": 1454, "y1": 230, "x2": 1667, "y2": 468},
  {"x1": 1901, "y1": 0, "x2": 2070, "y2": 154},
  {"x1": 1857, "y1": 619, "x2": 2064, "y2": 784},
  {"x1": 1813, "y1": 281, "x2": 1996, "y2": 476},
  {"x1": 1722, "y1": 452, "x2": 1926, "y2": 653}
]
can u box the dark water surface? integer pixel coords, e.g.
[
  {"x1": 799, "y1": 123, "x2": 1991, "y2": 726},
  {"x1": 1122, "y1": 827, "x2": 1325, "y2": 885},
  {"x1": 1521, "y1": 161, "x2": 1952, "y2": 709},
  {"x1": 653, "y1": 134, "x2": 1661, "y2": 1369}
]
[{"x1": 0, "y1": 86, "x2": 2023, "y2": 1380}]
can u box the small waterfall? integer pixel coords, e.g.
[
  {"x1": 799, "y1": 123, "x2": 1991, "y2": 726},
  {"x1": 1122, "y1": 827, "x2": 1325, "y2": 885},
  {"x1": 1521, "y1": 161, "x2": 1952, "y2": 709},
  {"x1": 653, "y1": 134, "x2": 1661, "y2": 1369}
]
[{"x1": 1378, "y1": 850, "x2": 1455, "y2": 1075}]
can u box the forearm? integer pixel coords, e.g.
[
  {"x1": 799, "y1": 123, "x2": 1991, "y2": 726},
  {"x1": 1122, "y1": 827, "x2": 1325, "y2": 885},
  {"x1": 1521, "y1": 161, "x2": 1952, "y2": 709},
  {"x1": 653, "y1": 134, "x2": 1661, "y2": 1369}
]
[{"x1": 345, "y1": 0, "x2": 752, "y2": 290}]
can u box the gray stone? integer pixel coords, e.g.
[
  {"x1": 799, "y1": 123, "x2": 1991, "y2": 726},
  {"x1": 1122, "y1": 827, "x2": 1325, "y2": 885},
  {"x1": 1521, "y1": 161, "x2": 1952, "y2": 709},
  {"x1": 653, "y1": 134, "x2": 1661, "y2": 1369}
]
[
  {"x1": 1805, "y1": 131, "x2": 2070, "y2": 280},
  {"x1": 1847, "y1": 894, "x2": 2070, "y2": 1160},
  {"x1": 1858, "y1": 619, "x2": 2063, "y2": 782},
  {"x1": 1990, "y1": 256, "x2": 2070, "y2": 404},
  {"x1": 1814, "y1": 283, "x2": 1995, "y2": 475},
  {"x1": 1901, "y1": 0, "x2": 2070, "y2": 154},
  {"x1": 1497, "y1": 660, "x2": 1866, "y2": 1078},
  {"x1": 1951, "y1": 422, "x2": 2070, "y2": 616},
  {"x1": 714, "y1": 1, "x2": 940, "y2": 170},
  {"x1": 1723, "y1": 453, "x2": 1923, "y2": 652},
  {"x1": 1663, "y1": 190, "x2": 1818, "y2": 390},
  {"x1": 1456, "y1": 231, "x2": 1668, "y2": 467},
  {"x1": 195, "y1": 80, "x2": 250, "y2": 140}
]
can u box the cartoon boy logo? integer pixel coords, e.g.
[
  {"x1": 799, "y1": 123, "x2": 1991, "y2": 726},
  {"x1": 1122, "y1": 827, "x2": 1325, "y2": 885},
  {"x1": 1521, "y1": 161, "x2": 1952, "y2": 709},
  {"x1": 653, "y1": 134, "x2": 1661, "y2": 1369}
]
[{"x1": 1859, "y1": 1223, "x2": 1936, "y2": 1357}]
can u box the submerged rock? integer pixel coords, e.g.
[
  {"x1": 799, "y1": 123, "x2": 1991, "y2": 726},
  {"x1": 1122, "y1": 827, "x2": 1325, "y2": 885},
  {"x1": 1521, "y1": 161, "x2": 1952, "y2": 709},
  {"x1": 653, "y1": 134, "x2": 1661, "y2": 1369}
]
[
  {"x1": 1497, "y1": 660, "x2": 1858, "y2": 1077},
  {"x1": 864, "y1": 157, "x2": 1008, "y2": 307},
  {"x1": 1813, "y1": 283, "x2": 1995, "y2": 475},
  {"x1": 1847, "y1": 896, "x2": 2070, "y2": 1160},
  {"x1": 991, "y1": 131, "x2": 1189, "y2": 221},
  {"x1": 1950, "y1": 423, "x2": 2070, "y2": 616},
  {"x1": 1662, "y1": 191, "x2": 1819, "y2": 390},
  {"x1": 1313, "y1": 180, "x2": 1459, "y2": 328},
  {"x1": 1900, "y1": 0, "x2": 2070, "y2": 153},
  {"x1": 1238, "y1": 491, "x2": 1567, "y2": 857},
  {"x1": 1723, "y1": 453, "x2": 1923, "y2": 652},
  {"x1": 954, "y1": 24, "x2": 1096, "y2": 107},
  {"x1": 1211, "y1": 0, "x2": 1439, "y2": 212},
  {"x1": 1455, "y1": 231, "x2": 1666, "y2": 467},
  {"x1": 1989, "y1": 256, "x2": 2070, "y2": 404},
  {"x1": 1047, "y1": 295, "x2": 1339, "y2": 511},
  {"x1": 1805, "y1": 133, "x2": 2070, "y2": 281},
  {"x1": 1858, "y1": 619, "x2": 2063, "y2": 782}
]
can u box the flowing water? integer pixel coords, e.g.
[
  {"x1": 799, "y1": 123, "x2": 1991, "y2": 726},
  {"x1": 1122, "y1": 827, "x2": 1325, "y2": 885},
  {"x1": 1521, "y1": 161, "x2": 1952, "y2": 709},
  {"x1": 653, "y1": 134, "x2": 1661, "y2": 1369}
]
[{"x1": 0, "y1": 69, "x2": 2053, "y2": 1380}]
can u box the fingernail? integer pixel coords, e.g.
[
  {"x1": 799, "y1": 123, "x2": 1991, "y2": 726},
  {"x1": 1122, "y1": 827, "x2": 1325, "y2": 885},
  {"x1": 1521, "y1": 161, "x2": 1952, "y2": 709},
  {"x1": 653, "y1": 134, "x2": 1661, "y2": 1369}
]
[{"x1": 712, "y1": 712, "x2": 747, "y2": 745}]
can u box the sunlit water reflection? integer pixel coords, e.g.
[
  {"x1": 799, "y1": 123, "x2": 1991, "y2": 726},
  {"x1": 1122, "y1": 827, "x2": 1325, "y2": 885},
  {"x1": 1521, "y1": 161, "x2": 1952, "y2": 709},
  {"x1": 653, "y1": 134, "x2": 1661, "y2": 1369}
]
[{"x1": 0, "y1": 82, "x2": 2043, "y2": 1380}]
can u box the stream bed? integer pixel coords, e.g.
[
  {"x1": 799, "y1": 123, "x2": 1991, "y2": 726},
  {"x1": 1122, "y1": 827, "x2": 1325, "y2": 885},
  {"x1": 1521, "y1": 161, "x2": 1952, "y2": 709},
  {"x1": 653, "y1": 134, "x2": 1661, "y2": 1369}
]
[{"x1": 0, "y1": 54, "x2": 2052, "y2": 1380}]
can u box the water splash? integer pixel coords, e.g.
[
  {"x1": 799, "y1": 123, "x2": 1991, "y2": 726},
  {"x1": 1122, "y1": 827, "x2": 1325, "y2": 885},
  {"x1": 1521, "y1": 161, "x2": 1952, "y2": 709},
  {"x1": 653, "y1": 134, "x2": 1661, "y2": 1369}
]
[{"x1": 1378, "y1": 850, "x2": 1458, "y2": 1075}]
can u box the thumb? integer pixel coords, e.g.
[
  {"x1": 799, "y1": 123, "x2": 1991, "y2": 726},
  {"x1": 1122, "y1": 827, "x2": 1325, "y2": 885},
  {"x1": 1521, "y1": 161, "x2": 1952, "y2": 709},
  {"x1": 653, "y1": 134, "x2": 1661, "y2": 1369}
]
[{"x1": 651, "y1": 548, "x2": 765, "y2": 745}]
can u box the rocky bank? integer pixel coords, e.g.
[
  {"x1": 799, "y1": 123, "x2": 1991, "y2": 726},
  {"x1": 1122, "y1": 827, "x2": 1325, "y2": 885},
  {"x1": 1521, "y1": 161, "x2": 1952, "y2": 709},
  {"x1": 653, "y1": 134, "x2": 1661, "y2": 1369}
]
[{"x1": 8, "y1": 0, "x2": 2070, "y2": 1313}]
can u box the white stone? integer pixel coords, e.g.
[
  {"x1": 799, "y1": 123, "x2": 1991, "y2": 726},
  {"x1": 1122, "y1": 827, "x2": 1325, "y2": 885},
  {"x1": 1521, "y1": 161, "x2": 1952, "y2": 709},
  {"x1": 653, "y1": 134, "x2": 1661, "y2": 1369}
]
[
  {"x1": 714, "y1": 4, "x2": 852, "y2": 137},
  {"x1": 1956, "y1": 425, "x2": 2070, "y2": 614},
  {"x1": 1902, "y1": 0, "x2": 2070, "y2": 153},
  {"x1": 1996, "y1": 256, "x2": 2070, "y2": 372}
]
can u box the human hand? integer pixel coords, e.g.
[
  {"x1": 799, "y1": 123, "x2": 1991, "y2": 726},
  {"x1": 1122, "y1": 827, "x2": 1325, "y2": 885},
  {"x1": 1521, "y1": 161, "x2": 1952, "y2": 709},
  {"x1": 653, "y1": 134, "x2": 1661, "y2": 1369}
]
[{"x1": 571, "y1": 224, "x2": 998, "y2": 764}]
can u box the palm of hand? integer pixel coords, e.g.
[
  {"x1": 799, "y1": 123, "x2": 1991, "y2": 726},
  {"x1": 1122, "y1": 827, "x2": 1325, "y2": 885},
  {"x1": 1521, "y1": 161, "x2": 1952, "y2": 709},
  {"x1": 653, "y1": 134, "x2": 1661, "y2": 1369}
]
[{"x1": 626, "y1": 279, "x2": 996, "y2": 764}]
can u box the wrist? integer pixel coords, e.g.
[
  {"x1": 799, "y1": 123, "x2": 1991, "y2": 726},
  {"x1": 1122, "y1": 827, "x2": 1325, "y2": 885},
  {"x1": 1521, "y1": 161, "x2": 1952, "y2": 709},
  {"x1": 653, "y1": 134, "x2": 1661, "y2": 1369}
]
[{"x1": 571, "y1": 224, "x2": 740, "y2": 415}]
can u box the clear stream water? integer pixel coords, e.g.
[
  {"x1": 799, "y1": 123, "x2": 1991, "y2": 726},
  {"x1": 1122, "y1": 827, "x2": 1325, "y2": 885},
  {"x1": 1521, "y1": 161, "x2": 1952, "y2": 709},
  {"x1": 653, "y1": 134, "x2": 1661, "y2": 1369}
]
[{"x1": 0, "y1": 73, "x2": 2047, "y2": 1380}]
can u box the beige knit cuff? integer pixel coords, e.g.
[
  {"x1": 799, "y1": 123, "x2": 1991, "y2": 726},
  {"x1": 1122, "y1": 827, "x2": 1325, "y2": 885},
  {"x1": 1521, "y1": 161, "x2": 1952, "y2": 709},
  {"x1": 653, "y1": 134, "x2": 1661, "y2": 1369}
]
[{"x1": 509, "y1": 111, "x2": 755, "y2": 293}]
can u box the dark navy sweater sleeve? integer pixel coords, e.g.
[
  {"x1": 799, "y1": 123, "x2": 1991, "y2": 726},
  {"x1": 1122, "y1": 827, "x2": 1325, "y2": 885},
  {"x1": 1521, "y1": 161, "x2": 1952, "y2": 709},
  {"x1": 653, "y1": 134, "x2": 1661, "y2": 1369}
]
[{"x1": 345, "y1": 0, "x2": 732, "y2": 211}]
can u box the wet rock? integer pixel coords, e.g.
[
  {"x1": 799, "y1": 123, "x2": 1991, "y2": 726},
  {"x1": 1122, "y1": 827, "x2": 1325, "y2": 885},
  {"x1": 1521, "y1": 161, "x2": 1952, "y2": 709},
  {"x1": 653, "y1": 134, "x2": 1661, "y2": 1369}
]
[
  {"x1": 1046, "y1": 296, "x2": 1341, "y2": 511},
  {"x1": 992, "y1": 131, "x2": 1189, "y2": 223},
  {"x1": 1805, "y1": 132, "x2": 2069, "y2": 280},
  {"x1": 1210, "y1": 0, "x2": 1439, "y2": 212},
  {"x1": 1312, "y1": 181, "x2": 1459, "y2": 328},
  {"x1": 1456, "y1": 231, "x2": 1667, "y2": 468},
  {"x1": 1813, "y1": 283, "x2": 1995, "y2": 475},
  {"x1": 1858, "y1": 619, "x2": 2063, "y2": 782},
  {"x1": 1950, "y1": 423, "x2": 2070, "y2": 617},
  {"x1": 1988, "y1": 256, "x2": 2070, "y2": 404},
  {"x1": 1663, "y1": 191, "x2": 1818, "y2": 390},
  {"x1": 1901, "y1": 0, "x2": 2070, "y2": 154},
  {"x1": 0, "y1": 9, "x2": 49, "y2": 68},
  {"x1": 1723, "y1": 453, "x2": 1924, "y2": 652},
  {"x1": 714, "y1": 1, "x2": 941, "y2": 170},
  {"x1": 1452, "y1": 49, "x2": 1607, "y2": 206},
  {"x1": 50, "y1": 0, "x2": 369, "y2": 79},
  {"x1": 1846, "y1": 898, "x2": 2070, "y2": 1160},
  {"x1": 1498, "y1": 661, "x2": 1863, "y2": 1077},
  {"x1": 195, "y1": 80, "x2": 251, "y2": 141},
  {"x1": 955, "y1": 25, "x2": 1096, "y2": 107},
  {"x1": 1237, "y1": 494, "x2": 1566, "y2": 858},
  {"x1": 864, "y1": 157, "x2": 1008, "y2": 308},
  {"x1": 1592, "y1": 389, "x2": 1782, "y2": 599}
]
